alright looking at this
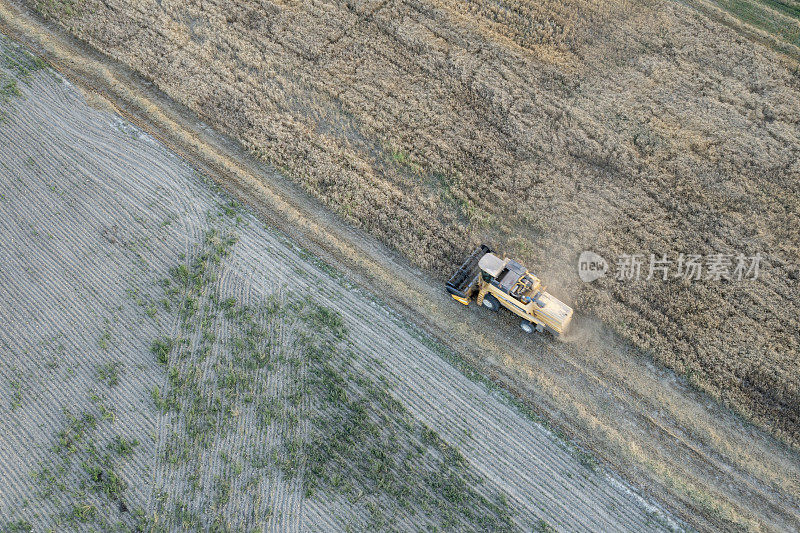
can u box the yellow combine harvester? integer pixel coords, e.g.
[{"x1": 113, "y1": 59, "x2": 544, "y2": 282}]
[{"x1": 446, "y1": 245, "x2": 573, "y2": 337}]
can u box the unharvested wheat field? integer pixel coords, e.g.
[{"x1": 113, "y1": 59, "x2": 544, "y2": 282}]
[
  {"x1": 0, "y1": 37, "x2": 682, "y2": 531},
  {"x1": 23, "y1": 0, "x2": 800, "y2": 451}
]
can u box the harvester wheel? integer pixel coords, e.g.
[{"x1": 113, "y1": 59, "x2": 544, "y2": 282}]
[
  {"x1": 482, "y1": 294, "x2": 500, "y2": 312},
  {"x1": 520, "y1": 321, "x2": 534, "y2": 334}
]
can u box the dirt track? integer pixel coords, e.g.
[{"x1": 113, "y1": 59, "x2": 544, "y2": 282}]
[
  {"x1": 0, "y1": 3, "x2": 799, "y2": 531},
  {"x1": 0, "y1": 34, "x2": 681, "y2": 531}
]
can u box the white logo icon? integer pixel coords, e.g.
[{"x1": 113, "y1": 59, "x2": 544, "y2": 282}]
[{"x1": 578, "y1": 251, "x2": 608, "y2": 282}]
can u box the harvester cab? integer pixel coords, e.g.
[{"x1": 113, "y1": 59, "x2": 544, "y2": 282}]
[{"x1": 446, "y1": 245, "x2": 573, "y2": 337}]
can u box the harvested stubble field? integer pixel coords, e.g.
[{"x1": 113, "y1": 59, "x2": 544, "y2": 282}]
[
  {"x1": 0, "y1": 40, "x2": 680, "y2": 531},
  {"x1": 22, "y1": 0, "x2": 800, "y2": 453}
]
